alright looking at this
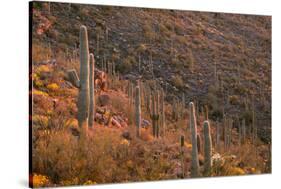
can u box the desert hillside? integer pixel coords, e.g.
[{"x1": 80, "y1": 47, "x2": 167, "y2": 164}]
[{"x1": 30, "y1": 1, "x2": 271, "y2": 187}]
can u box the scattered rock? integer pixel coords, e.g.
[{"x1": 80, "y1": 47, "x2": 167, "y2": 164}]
[
  {"x1": 111, "y1": 117, "x2": 122, "y2": 128},
  {"x1": 122, "y1": 131, "x2": 132, "y2": 140},
  {"x1": 141, "y1": 119, "x2": 151, "y2": 128}
]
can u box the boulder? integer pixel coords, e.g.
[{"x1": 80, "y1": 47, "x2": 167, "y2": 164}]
[{"x1": 122, "y1": 131, "x2": 132, "y2": 140}]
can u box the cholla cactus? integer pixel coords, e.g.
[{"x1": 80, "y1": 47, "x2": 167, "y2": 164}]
[
  {"x1": 135, "y1": 85, "x2": 141, "y2": 137},
  {"x1": 203, "y1": 121, "x2": 212, "y2": 176},
  {"x1": 88, "y1": 53, "x2": 95, "y2": 128},
  {"x1": 189, "y1": 102, "x2": 200, "y2": 177}
]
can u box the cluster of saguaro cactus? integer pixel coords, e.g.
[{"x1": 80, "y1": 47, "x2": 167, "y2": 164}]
[
  {"x1": 188, "y1": 102, "x2": 214, "y2": 177},
  {"x1": 189, "y1": 102, "x2": 200, "y2": 177},
  {"x1": 67, "y1": 25, "x2": 95, "y2": 135},
  {"x1": 203, "y1": 121, "x2": 212, "y2": 176}
]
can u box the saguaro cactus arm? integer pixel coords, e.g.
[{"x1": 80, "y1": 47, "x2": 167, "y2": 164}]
[
  {"x1": 67, "y1": 69, "x2": 80, "y2": 88},
  {"x1": 89, "y1": 53, "x2": 95, "y2": 128}
]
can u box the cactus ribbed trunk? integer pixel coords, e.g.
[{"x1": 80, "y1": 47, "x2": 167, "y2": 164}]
[
  {"x1": 180, "y1": 135, "x2": 185, "y2": 178},
  {"x1": 203, "y1": 121, "x2": 212, "y2": 176},
  {"x1": 160, "y1": 89, "x2": 165, "y2": 137},
  {"x1": 151, "y1": 90, "x2": 159, "y2": 138},
  {"x1": 88, "y1": 53, "x2": 95, "y2": 128},
  {"x1": 135, "y1": 86, "x2": 141, "y2": 138},
  {"x1": 224, "y1": 117, "x2": 227, "y2": 150},
  {"x1": 242, "y1": 119, "x2": 246, "y2": 143},
  {"x1": 197, "y1": 133, "x2": 201, "y2": 154},
  {"x1": 155, "y1": 91, "x2": 160, "y2": 138},
  {"x1": 152, "y1": 91, "x2": 156, "y2": 137},
  {"x1": 216, "y1": 122, "x2": 220, "y2": 151},
  {"x1": 77, "y1": 25, "x2": 90, "y2": 135},
  {"x1": 189, "y1": 102, "x2": 200, "y2": 177}
]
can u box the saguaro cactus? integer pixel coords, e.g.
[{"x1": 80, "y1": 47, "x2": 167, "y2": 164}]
[
  {"x1": 180, "y1": 135, "x2": 185, "y2": 178},
  {"x1": 242, "y1": 119, "x2": 246, "y2": 143},
  {"x1": 203, "y1": 121, "x2": 212, "y2": 176},
  {"x1": 135, "y1": 85, "x2": 141, "y2": 138},
  {"x1": 216, "y1": 121, "x2": 220, "y2": 151},
  {"x1": 77, "y1": 25, "x2": 90, "y2": 134},
  {"x1": 160, "y1": 89, "x2": 166, "y2": 136},
  {"x1": 189, "y1": 102, "x2": 200, "y2": 177},
  {"x1": 197, "y1": 133, "x2": 201, "y2": 154},
  {"x1": 67, "y1": 26, "x2": 90, "y2": 136},
  {"x1": 151, "y1": 90, "x2": 160, "y2": 138},
  {"x1": 155, "y1": 90, "x2": 160, "y2": 137},
  {"x1": 88, "y1": 53, "x2": 95, "y2": 128}
]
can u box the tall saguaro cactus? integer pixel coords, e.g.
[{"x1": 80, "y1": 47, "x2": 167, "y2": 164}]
[
  {"x1": 180, "y1": 135, "x2": 185, "y2": 178},
  {"x1": 151, "y1": 90, "x2": 160, "y2": 138},
  {"x1": 88, "y1": 53, "x2": 95, "y2": 128},
  {"x1": 189, "y1": 102, "x2": 200, "y2": 177},
  {"x1": 77, "y1": 25, "x2": 90, "y2": 134},
  {"x1": 203, "y1": 121, "x2": 212, "y2": 176},
  {"x1": 67, "y1": 25, "x2": 93, "y2": 137},
  {"x1": 135, "y1": 85, "x2": 141, "y2": 138},
  {"x1": 242, "y1": 119, "x2": 246, "y2": 143},
  {"x1": 160, "y1": 89, "x2": 166, "y2": 136}
]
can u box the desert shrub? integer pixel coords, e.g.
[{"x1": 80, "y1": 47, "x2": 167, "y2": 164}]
[
  {"x1": 210, "y1": 108, "x2": 223, "y2": 121},
  {"x1": 32, "y1": 115, "x2": 49, "y2": 129},
  {"x1": 228, "y1": 95, "x2": 240, "y2": 105},
  {"x1": 171, "y1": 75, "x2": 184, "y2": 89},
  {"x1": 33, "y1": 129, "x2": 120, "y2": 185},
  {"x1": 32, "y1": 44, "x2": 52, "y2": 64},
  {"x1": 32, "y1": 174, "x2": 51, "y2": 187},
  {"x1": 118, "y1": 56, "x2": 136, "y2": 73},
  {"x1": 136, "y1": 44, "x2": 147, "y2": 53}
]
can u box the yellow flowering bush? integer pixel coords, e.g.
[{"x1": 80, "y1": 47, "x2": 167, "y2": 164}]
[
  {"x1": 83, "y1": 180, "x2": 97, "y2": 185},
  {"x1": 47, "y1": 83, "x2": 59, "y2": 91},
  {"x1": 33, "y1": 174, "x2": 50, "y2": 187}
]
